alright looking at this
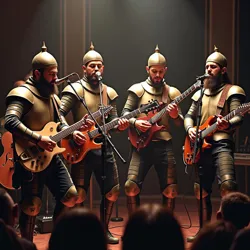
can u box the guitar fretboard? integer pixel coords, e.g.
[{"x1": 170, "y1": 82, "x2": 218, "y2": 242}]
[
  {"x1": 201, "y1": 103, "x2": 250, "y2": 139},
  {"x1": 149, "y1": 81, "x2": 201, "y2": 124},
  {"x1": 88, "y1": 103, "x2": 157, "y2": 139},
  {"x1": 51, "y1": 107, "x2": 111, "y2": 142}
]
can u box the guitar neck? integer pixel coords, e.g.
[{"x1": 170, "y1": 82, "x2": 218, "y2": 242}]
[
  {"x1": 150, "y1": 82, "x2": 201, "y2": 124},
  {"x1": 201, "y1": 105, "x2": 248, "y2": 139},
  {"x1": 89, "y1": 107, "x2": 146, "y2": 139},
  {"x1": 51, "y1": 110, "x2": 102, "y2": 142}
]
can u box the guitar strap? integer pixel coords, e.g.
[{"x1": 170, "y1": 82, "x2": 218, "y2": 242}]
[
  {"x1": 216, "y1": 84, "x2": 233, "y2": 115},
  {"x1": 51, "y1": 94, "x2": 63, "y2": 123},
  {"x1": 162, "y1": 84, "x2": 170, "y2": 104},
  {"x1": 101, "y1": 84, "x2": 108, "y2": 106}
]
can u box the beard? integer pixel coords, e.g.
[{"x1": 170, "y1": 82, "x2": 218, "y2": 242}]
[
  {"x1": 204, "y1": 73, "x2": 222, "y2": 90},
  {"x1": 85, "y1": 74, "x2": 99, "y2": 88},
  {"x1": 149, "y1": 76, "x2": 164, "y2": 87},
  {"x1": 37, "y1": 75, "x2": 58, "y2": 95}
]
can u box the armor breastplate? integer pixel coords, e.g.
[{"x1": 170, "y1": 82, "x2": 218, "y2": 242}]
[
  {"x1": 22, "y1": 92, "x2": 55, "y2": 131},
  {"x1": 71, "y1": 80, "x2": 108, "y2": 124},
  {"x1": 139, "y1": 81, "x2": 172, "y2": 141},
  {"x1": 201, "y1": 88, "x2": 232, "y2": 141}
]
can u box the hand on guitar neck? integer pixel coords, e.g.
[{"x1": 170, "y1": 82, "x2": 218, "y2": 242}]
[{"x1": 187, "y1": 115, "x2": 230, "y2": 142}]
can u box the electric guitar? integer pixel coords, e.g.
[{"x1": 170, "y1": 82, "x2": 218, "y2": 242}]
[
  {"x1": 0, "y1": 132, "x2": 15, "y2": 189},
  {"x1": 15, "y1": 106, "x2": 113, "y2": 173},
  {"x1": 183, "y1": 102, "x2": 250, "y2": 165},
  {"x1": 61, "y1": 100, "x2": 160, "y2": 164},
  {"x1": 128, "y1": 81, "x2": 202, "y2": 150}
]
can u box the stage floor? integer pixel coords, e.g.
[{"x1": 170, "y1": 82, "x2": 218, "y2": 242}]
[{"x1": 32, "y1": 196, "x2": 220, "y2": 250}]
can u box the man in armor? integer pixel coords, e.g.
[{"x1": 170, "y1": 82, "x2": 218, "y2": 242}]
[
  {"x1": 184, "y1": 46, "x2": 246, "y2": 241},
  {"x1": 121, "y1": 45, "x2": 183, "y2": 215},
  {"x1": 4, "y1": 42, "x2": 84, "y2": 241},
  {"x1": 59, "y1": 42, "x2": 129, "y2": 244}
]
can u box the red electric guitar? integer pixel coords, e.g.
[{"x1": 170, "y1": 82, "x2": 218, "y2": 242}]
[
  {"x1": 183, "y1": 102, "x2": 250, "y2": 165},
  {"x1": 129, "y1": 81, "x2": 202, "y2": 150}
]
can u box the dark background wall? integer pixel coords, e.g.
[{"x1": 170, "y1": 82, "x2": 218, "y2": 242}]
[{"x1": 0, "y1": 0, "x2": 249, "y2": 206}]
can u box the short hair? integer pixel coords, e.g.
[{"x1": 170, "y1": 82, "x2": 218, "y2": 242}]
[
  {"x1": 191, "y1": 221, "x2": 237, "y2": 250},
  {"x1": 220, "y1": 192, "x2": 250, "y2": 229},
  {"x1": 122, "y1": 203, "x2": 184, "y2": 250}
]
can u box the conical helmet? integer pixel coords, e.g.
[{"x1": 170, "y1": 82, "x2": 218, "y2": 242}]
[
  {"x1": 82, "y1": 42, "x2": 103, "y2": 65},
  {"x1": 31, "y1": 42, "x2": 58, "y2": 70},
  {"x1": 148, "y1": 45, "x2": 167, "y2": 67},
  {"x1": 206, "y1": 45, "x2": 227, "y2": 67}
]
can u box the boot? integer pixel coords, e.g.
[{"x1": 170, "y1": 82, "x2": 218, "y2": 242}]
[
  {"x1": 127, "y1": 195, "x2": 140, "y2": 216},
  {"x1": 19, "y1": 211, "x2": 36, "y2": 242},
  {"x1": 100, "y1": 198, "x2": 119, "y2": 244},
  {"x1": 187, "y1": 196, "x2": 212, "y2": 242},
  {"x1": 162, "y1": 196, "x2": 175, "y2": 212}
]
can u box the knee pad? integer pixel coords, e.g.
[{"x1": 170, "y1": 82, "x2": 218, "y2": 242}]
[
  {"x1": 162, "y1": 184, "x2": 178, "y2": 199},
  {"x1": 194, "y1": 183, "x2": 208, "y2": 200},
  {"x1": 75, "y1": 187, "x2": 87, "y2": 204},
  {"x1": 20, "y1": 196, "x2": 42, "y2": 216},
  {"x1": 125, "y1": 179, "x2": 140, "y2": 197},
  {"x1": 105, "y1": 184, "x2": 120, "y2": 202},
  {"x1": 220, "y1": 180, "x2": 237, "y2": 197},
  {"x1": 61, "y1": 185, "x2": 78, "y2": 207}
]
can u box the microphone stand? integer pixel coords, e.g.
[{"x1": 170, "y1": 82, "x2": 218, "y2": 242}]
[
  {"x1": 97, "y1": 78, "x2": 126, "y2": 233},
  {"x1": 191, "y1": 80, "x2": 205, "y2": 232},
  {"x1": 66, "y1": 75, "x2": 126, "y2": 232}
]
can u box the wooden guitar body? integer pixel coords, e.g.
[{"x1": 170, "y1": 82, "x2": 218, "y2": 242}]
[
  {"x1": 15, "y1": 122, "x2": 65, "y2": 172},
  {"x1": 183, "y1": 115, "x2": 217, "y2": 165},
  {"x1": 61, "y1": 124, "x2": 101, "y2": 164},
  {"x1": 128, "y1": 111, "x2": 165, "y2": 150},
  {"x1": 0, "y1": 132, "x2": 15, "y2": 189}
]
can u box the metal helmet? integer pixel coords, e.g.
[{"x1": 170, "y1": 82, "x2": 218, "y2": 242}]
[
  {"x1": 206, "y1": 45, "x2": 227, "y2": 68},
  {"x1": 148, "y1": 45, "x2": 167, "y2": 67},
  {"x1": 82, "y1": 42, "x2": 103, "y2": 65},
  {"x1": 31, "y1": 42, "x2": 58, "y2": 70}
]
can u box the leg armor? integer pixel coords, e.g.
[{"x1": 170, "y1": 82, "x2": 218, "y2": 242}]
[
  {"x1": 19, "y1": 196, "x2": 42, "y2": 241},
  {"x1": 216, "y1": 151, "x2": 237, "y2": 197},
  {"x1": 60, "y1": 185, "x2": 78, "y2": 207},
  {"x1": 162, "y1": 184, "x2": 178, "y2": 212},
  {"x1": 75, "y1": 186, "x2": 87, "y2": 204},
  {"x1": 124, "y1": 179, "x2": 140, "y2": 215},
  {"x1": 194, "y1": 183, "x2": 212, "y2": 223},
  {"x1": 100, "y1": 185, "x2": 120, "y2": 244}
]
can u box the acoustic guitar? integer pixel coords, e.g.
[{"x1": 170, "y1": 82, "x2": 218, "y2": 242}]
[{"x1": 0, "y1": 132, "x2": 15, "y2": 189}]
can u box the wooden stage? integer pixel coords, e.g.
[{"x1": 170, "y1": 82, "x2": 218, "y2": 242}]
[{"x1": 31, "y1": 196, "x2": 220, "y2": 250}]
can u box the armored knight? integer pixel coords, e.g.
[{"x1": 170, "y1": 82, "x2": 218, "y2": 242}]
[
  {"x1": 4, "y1": 42, "x2": 78, "y2": 241},
  {"x1": 184, "y1": 46, "x2": 246, "y2": 242},
  {"x1": 121, "y1": 45, "x2": 183, "y2": 215},
  {"x1": 59, "y1": 42, "x2": 128, "y2": 244}
]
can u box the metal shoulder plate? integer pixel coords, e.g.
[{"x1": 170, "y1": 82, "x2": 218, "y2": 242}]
[
  {"x1": 62, "y1": 81, "x2": 84, "y2": 98},
  {"x1": 227, "y1": 85, "x2": 246, "y2": 99},
  {"x1": 107, "y1": 86, "x2": 118, "y2": 101},
  {"x1": 191, "y1": 90, "x2": 202, "y2": 102},
  {"x1": 6, "y1": 86, "x2": 34, "y2": 105},
  {"x1": 128, "y1": 83, "x2": 145, "y2": 98},
  {"x1": 168, "y1": 86, "x2": 181, "y2": 101}
]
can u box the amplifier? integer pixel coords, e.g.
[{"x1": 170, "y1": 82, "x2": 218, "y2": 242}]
[{"x1": 36, "y1": 215, "x2": 53, "y2": 233}]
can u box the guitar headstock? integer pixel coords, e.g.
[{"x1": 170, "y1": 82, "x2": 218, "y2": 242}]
[
  {"x1": 99, "y1": 105, "x2": 113, "y2": 115},
  {"x1": 139, "y1": 100, "x2": 160, "y2": 114},
  {"x1": 236, "y1": 102, "x2": 250, "y2": 116}
]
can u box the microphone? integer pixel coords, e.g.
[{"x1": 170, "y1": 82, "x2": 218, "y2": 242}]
[
  {"x1": 95, "y1": 71, "x2": 102, "y2": 81},
  {"x1": 55, "y1": 72, "x2": 76, "y2": 85},
  {"x1": 196, "y1": 73, "x2": 210, "y2": 81}
]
